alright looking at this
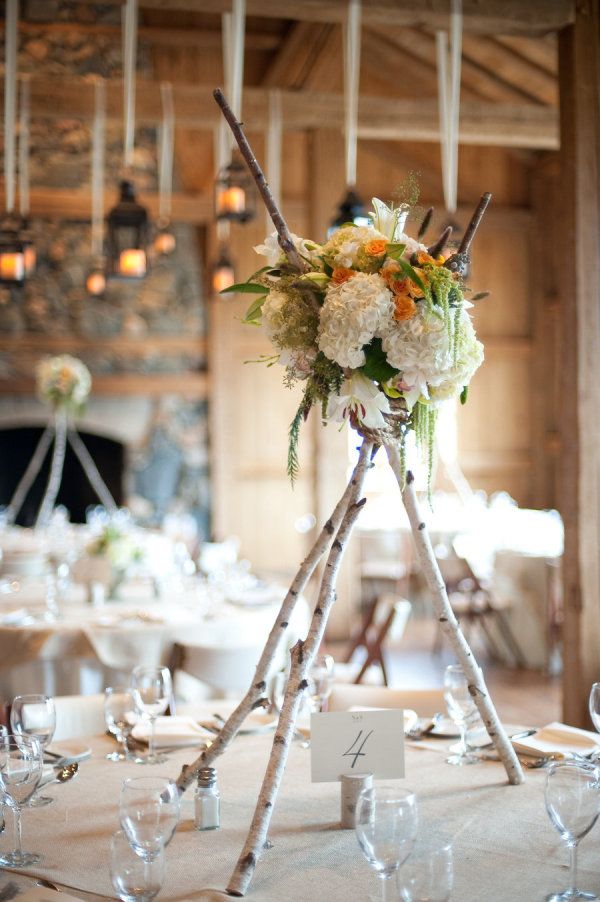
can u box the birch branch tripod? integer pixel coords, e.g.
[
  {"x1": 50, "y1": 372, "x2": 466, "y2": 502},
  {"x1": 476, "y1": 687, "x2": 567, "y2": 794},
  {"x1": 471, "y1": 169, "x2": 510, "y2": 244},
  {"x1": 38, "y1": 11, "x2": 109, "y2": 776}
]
[{"x1": 174, "y1": 88, "x2": 524, "y2": 898}]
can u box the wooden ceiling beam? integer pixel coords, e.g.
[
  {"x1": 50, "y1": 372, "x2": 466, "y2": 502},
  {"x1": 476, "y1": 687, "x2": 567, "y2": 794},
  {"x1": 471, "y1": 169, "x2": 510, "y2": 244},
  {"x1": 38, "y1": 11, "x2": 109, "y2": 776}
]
[
  {"x1": 494, "y1": 35, "x2": 558, "y2": 75},
  {"x1": 460, "y1": 34, "x2": 558, "y2": 106},
  {"x1": 72, "y1": 0, "x2": 574, "y2": 37},
  {"x1": 261, "y1": 22, "x2": 334, "y2": 88},
  {"x1": 1, "y1": 77, "x2": 558, "y2": 149}
]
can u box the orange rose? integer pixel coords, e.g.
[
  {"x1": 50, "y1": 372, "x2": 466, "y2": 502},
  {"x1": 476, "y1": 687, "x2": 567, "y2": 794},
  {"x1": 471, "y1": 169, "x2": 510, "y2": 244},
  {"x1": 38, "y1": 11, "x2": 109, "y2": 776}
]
[
  {"x1": 364, "y1": 239, "x2": 388, "y2": 257},
  {"x1": 331, "y1": 267, "x2": 357, "y2": 284},
  {"x1": 393, "y1": 293, "x2": 417, "y2": 321},
  {"x1": 416, "y1": 251, "x2": 436, "y2": 266},
  {"x1": 381, "y1": 260, "x2": 401, "y2": 286},
  {"x1": 406, "y1": 268, "x2": 427, "y2": 299}
]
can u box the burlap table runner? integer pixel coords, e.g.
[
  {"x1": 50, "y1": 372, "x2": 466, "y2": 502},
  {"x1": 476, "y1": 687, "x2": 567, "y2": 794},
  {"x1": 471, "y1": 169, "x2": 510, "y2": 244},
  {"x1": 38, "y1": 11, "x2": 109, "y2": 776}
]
[{"x1": 1, "y1": 734, "x2": 598, "y2": 901}]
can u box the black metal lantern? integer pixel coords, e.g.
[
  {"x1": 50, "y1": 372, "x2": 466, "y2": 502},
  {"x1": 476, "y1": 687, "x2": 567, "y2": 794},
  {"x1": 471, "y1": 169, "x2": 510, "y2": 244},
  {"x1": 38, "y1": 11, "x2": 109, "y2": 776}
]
[
  {"x1": 215, "y1": 157, "x2": 255, "y2": 224},
  {"x1": 0, "y1": 217, "x2": 26, "y2": 284},
  {"x1": 212, "y1": 246, "x2": 235, "y2": 295},
  {"x1": 106, "y1": 180, "x2": 149, "y2": 279},
  {"x1": 329, "y1": 189, "x2": 371, "y2": 235}
]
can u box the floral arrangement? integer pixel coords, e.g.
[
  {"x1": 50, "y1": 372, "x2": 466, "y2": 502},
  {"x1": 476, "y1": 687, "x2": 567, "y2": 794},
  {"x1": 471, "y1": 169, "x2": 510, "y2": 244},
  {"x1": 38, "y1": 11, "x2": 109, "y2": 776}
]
[
  {"x1": 86, "y1": 523, "x2": 144, "y2": 573},
  {"x1": 229, "y1": 197, "x2": 484, "y2": 484},
  {"x1": 36, "y1": 354, "x2": 92, "y2": 414}
]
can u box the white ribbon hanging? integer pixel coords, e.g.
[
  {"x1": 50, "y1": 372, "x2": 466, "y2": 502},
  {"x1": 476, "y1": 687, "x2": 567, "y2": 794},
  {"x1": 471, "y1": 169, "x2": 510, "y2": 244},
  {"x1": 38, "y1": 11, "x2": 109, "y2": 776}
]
[
  {"x1": 436, "y1": 0, "x2": 462, "y2": 214},
  {"x1": 230, "y1": 0, "x2": 246, "y2": 122},
  {"x1": 4, "y1": 0, "x2": 19, "y2": 214},
  {"x1": 122, "y1": 0, "x2": 138, "y2": 170},
  {"x1": 18, "y1": 75, "x2": 30, "y2": 218},
  {"x1": 265, "y1": 90, "x2": 282, "y2": 234},
  {"x1": 344, "y1": 0, "x2": 362, "y2": 187},
  {"x1": 91, "y1": 78, "x2": 106, "y2": 258},
  {"x1": 158, "y1": 82, "x2": 175, "y2": 223}
]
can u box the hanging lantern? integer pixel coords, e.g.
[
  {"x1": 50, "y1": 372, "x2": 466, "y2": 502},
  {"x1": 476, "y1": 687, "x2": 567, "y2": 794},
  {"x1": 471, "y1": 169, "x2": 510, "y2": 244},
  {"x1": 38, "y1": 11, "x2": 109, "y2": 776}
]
[
  {"x1": 153, "y1": 219, "x2": 176, "y2": 256},
  {"x1": 0, "y1": 218, "x2": 26, "y2": 284},
  {"x1": 329, "y1": 189, "x2": 371, "y2": 235},
  {"x1": 85, "y1": 258, "x2": 107, "y2": 297},
  {"x1": 215, "y1": 157, "x2": 255, "y2": 224},
  {"x1": 19, "y1": 219, "x2": 36, "y2": 277},
  {"x1": 106, "y1": 180, "x2": 149, "y2": 279},
  {"x1": 212, "y1": 247, "x2": 235, "y2": 295}
]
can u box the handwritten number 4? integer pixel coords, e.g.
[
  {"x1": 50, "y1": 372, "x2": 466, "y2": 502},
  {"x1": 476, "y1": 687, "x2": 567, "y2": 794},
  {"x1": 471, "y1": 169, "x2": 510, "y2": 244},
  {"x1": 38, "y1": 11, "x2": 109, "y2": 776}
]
[{"x1": 342, "y1": 729, "x2": 374, "y2": 768}]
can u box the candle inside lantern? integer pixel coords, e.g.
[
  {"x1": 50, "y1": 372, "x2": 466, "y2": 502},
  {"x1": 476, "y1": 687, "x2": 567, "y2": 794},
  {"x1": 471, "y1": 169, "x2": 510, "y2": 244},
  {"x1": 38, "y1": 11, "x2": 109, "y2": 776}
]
[
  {"x1": 217, "y1": 186, "x2": 246, "y2": 216},
  {"x1": 0, "y1": 251, "x2": 25, "y2": 282},
  {"x1": 213, "y1": 263, "x2": 235, "y2": 294},
  {"x1": 118, "y1": 248, "x2": 146, "y2": 277}
]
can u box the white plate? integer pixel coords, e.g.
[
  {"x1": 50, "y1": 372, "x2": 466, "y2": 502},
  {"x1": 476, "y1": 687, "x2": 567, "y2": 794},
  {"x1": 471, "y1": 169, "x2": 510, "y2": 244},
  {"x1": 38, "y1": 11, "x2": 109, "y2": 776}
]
[
  {"x1": 428, "y1": 717, "x2": 460, "y2": 739},
  {"x1": 45, "y1": 741, "x2": 92, "y2": 762}
]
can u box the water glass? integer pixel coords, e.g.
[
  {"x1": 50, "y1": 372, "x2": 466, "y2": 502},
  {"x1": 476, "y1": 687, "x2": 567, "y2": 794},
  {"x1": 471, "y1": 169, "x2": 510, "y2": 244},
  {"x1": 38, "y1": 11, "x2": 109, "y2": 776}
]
[
  {"x1": 131, "y1": 666, "x2": 172, "y2": 765},
  {"x1": 545, "y1": 759, "x2": 600, "y2": 901},
  {"x1": 356, "y1": 785, "x2": 418, "y2": 902},
  {"x1": 11, "y1": 694, "x2": 56, "y2": 806},
  {"x1": 120, "y1": 775, "x2": 180, "y2": 861},
  {"x1": 588, "y1": 684, "x2": 600, "y2": 760},
  {"x1": 0, "y1": 734, "x2": 43, "y2": 867},
  {"x1": 443, "y1": 666, "x2": 478, "y2": 766},
  {"x1": 110, "y1": 829, "x2": 165, "y2": 902},
  {"x1": 105, "y1": 688, "x2": 139, "y2": 762},
  {"x1": 307, "y1": 654, "x2": 334, "y2": 713},
  {"x1": 397, "y1": 841, "x2": 454, "y2": 901}
]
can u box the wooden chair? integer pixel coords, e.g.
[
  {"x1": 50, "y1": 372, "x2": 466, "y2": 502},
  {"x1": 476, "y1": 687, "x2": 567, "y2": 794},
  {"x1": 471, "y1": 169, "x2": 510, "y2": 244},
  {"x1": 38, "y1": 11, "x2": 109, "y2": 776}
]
[
  {"x1": 168, "y1": 641, "x2": 265, "y2": 698},
  {"x1": 339, "y1": 595, "x2": 411, "y2": 686}
]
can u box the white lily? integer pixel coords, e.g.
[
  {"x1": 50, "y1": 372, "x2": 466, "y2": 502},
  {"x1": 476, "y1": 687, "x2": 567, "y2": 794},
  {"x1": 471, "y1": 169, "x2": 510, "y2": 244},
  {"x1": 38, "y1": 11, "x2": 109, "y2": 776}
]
[
  {"x1": 327, "y1": 372, "x2": 391, "y2": 430},
  {"x1": 370, "y1": 197, "x2": 409, "y2": 242}
]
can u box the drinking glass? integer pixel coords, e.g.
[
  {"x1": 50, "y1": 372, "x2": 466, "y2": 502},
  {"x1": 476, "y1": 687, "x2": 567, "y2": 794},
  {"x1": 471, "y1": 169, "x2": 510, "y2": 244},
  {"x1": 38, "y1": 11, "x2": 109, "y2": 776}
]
[
  {"x1": 545, "y1": 759, "x2": 600, "y2": 901},
  {"x1": 0, "y1": 734, "x2": 43, "y2": 866},
  {"x1": 110, "y1": 829, "x2": 165, "y2": 902},
  {"x1": 355, "y1": 785, "x2": 418, "y2": 902},
  {"x1": 588, "y1": 684, "x2": 600, "y2": 760},
  {"x1": 120, "y1": 775, "x2": 180, "y2": 861},
  {"x1": 307, "y1": 654, "x2": 334, "y2": 713},
  {"x1": 11, "y1": 694, "x2": 56, "y2": 805},
  {"x1": 105, "y1": 687, "x2": 140, "y2": 762},
  {"x1": 397, "y1": 841, "x2": 454, "y2": 901},
  {"x1": 131, "y1": 666, "x2": 172, "y2": 765},
  {"x1": 443, "y1": 665, "x2": 478, "y2": 766}
]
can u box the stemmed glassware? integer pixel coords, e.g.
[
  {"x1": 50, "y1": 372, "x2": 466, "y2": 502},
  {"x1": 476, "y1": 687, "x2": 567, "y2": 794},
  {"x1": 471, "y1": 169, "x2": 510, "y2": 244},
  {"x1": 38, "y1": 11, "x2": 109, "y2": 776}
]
[
  {"x1": 544, "y1": 759, "x2": 600, "y2": 902},
  {"x1": 131, "y1": 666, "x2": 172, "y2": 765},
  {"x1": 105, "y1": 688, "x2": 140, "y2": 762},
  {"x1": 0, "y1": 734, "x2": 43, "y2": 867},
  {"x1": 119, "y1": 776, "x2": 180, "y2": 862},
  {"x1": 307, "y1": 654, "x2": 334, "y2": 713},
  {"x1": 588, "y1": 684, "x2": 600, "y2": 760},
  {"x1": 10, "y1": 694, "x2": 56, "y2": 805},
  {"x1": 355, "y1": 785, "x2": 418, "y2": 902},
  {"x1": 443, "y1": 665, "x2": 478, "y2": 766},
  {"x1": 397, "y1": 840, "x2": 454, "y2": 901},
  {"x1": 110, "y1": 829, "x2": 165, "y2": 902}
]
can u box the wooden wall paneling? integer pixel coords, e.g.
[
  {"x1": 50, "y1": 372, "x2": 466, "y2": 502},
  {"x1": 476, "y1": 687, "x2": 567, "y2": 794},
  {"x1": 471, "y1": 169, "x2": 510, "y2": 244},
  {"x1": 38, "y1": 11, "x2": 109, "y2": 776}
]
[{"x1": 557, "y1": 0, "x2": 600, "y2": 726}]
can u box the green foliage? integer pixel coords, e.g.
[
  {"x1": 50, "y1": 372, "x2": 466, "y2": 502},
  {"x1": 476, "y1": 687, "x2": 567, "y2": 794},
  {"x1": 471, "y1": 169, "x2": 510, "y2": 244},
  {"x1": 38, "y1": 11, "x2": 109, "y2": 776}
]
[
  {"x1": 385, "y1": 243, "x2": 407, "y2": 261},
  {"x1": 361, "y1": 338, "x2": 400, "y2": 385},
  {"x1": 221, "y1": 281, "x2": 266, "y2": 295},
  {"x1": 242, "y1": 295, "x2": 268, "y2": 325},
  {"x1": 460, "y1": 385, "x2": 469, "y2": 405},
  {"x1": 392, "y1": 172, "x2": 421, "y2": 208},
  {"x1": 397, "y1": 259, "x2": 426, "y2": 294}
]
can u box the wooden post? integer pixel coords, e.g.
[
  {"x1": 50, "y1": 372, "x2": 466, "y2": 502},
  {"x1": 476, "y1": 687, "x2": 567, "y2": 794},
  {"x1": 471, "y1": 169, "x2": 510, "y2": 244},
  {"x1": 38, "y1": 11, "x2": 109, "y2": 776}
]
[{"x1": 558, "y1": 0, "x2": 600, "y2": 726}]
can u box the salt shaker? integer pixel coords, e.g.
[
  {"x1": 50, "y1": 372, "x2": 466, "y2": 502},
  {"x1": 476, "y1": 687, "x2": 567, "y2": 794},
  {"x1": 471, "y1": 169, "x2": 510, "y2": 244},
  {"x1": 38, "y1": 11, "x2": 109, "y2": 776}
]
[{"x1": 194, "y1": 766, "x2": 220, "y2": 831}]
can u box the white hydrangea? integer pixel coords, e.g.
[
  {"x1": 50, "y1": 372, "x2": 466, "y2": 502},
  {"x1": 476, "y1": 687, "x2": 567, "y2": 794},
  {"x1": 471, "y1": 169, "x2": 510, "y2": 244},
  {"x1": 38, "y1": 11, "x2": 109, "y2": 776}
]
[
  {"x1": 318, "y1": 273, "x2": 393, "y2": 369},
  {"x1": 322, "y1": 226, "x2": 388, "y2": 269},
  {"x1": 429, "y1": 315, "x2": 484, "y2": 404},
  {"x1": 254, "y1": 231, "x2": 322, "y2": 268},
  {"x1": 260, "y1": 288, "x2": 289, "y2": 347}
]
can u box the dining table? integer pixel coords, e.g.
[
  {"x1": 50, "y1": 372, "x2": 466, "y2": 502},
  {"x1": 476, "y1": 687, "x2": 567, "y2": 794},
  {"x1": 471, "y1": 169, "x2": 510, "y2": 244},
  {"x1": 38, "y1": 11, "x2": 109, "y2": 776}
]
[{"x1": 0, "y1": 720, "x2": 597, "y2": 901}]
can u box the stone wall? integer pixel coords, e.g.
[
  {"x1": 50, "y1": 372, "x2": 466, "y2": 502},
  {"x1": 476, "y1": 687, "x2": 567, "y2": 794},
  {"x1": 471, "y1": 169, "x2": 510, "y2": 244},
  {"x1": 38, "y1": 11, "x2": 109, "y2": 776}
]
[{"x1": 0, "y1": 2, "x2": 210, "y2": 536}]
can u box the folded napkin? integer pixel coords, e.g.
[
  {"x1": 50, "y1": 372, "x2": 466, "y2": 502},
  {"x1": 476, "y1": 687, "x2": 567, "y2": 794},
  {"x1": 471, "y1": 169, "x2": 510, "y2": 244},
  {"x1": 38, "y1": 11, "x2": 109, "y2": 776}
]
[
  {"x1": 131, "y1": 715, "x2": 212, "y2": 748},
  {"x1": 0, "y1": 607, "x2": 30, "y2": 625},
  {"x1": 513, "y1": 721, "x2": 600, "y2": 758}
]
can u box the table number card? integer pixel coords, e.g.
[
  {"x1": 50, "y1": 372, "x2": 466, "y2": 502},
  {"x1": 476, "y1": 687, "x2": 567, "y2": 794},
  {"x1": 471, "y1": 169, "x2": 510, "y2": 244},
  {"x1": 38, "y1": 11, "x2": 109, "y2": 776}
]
[{"x1": 310, "y1": 709, "x2": 405, "y2": 782}]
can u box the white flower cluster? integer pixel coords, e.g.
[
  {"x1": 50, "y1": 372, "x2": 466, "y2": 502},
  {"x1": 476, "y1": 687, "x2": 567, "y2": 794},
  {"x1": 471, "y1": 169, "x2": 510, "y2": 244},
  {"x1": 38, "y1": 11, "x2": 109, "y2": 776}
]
[
  {"x1": 261, "y1": 288, "x2": 289, "y2": 347},
  {"x1": 322, "y1": 226, "x2": 387, "y2": 269},
  {"x1": 318, "y1": 273, "x2": 393, "y2": 368},
  {"x1": 36, "y1": 354, "x2": 92, "y2": 411},
  {"x1": 254, "y1": 232, "x2": 322, "y2": 268}
]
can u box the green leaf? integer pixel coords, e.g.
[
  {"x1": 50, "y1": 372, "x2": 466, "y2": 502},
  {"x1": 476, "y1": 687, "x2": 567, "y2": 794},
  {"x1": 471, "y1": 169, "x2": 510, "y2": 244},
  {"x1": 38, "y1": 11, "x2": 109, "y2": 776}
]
[
  {"x1": 220, "y1": 281, "x2": 266, "y2": 295},
  {"x1": 471, "y1": 291, "x2": 490, "y2": 301},
  {"x1": 248, "y1": 265, "x2": 272, "y2": 281},
  {"x1": 460, "y1": 385, "x2": 469, "y2": 405},
  {"x1": 360, "y1": 338, "x2": 399, "y2": 384},
  {"x1": 397, "y1": 259, "x2": 426, "y2": 293},
  {"x1": 242, "y1": 295, "x2": 267, "y2": 324},
  {"x1": 385, "y1": 242, "x2": 406, "y2": 261},
  {"x1": 322, "y1": 259, "x2": 333, "y2": 277}
]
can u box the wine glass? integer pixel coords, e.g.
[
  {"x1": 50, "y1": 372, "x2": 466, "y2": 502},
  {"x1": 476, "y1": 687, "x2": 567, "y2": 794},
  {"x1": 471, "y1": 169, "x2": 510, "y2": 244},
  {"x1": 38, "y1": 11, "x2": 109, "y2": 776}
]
[
  {"x1": 105, "y1": 688, "x2": 139, "y2": 763},
  {"x1": 355, "y1": 785, "x2": 418, "y2": 902},
  {"x1": 307, "y1": 654, "x2": 334, "y2": 713},
  {"x1": 588, "y1": 684, "x2": 600, "y2": 760},
  {"x1": 545, "y1": 759, "x2": 600, "y2": 901},
  {"x1": 131, "y1": 666, "x2": 172, "y2": 765},
  {"x1": 11, "y1": 694, "x2": 56, "y2": 806},
  {"x1": 443, "y1": 665, "x2": 478, "y2": 766},
  {"x1": 397, "y1": 840, "x2": 454, "y2": 901},
  {"x1": 120, "y1": 776, "x2": 180, "y2": 862},
  {"x1": 0, "y1": 734, "x2": 43, "y2": 867},
  {"x1": 110, "y1": 829, "x2": 165, "y2": 902}
]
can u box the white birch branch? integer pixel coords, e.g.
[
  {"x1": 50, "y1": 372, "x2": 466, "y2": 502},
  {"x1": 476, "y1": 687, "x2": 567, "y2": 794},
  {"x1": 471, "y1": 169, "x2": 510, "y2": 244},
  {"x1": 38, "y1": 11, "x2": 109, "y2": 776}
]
[
  {"x1": 35, "y1": 411, "x2": 68, "y2": 530},
  {"x1": 6, "y1": 424, "x2": 54, "y2": 526},
  {"x1": 226, "y1": 444, "x2": 372, "y2": 897},
  {"x1": 175, "y1": 439, "x2": 374, "y2": 794},
  {"x1": 67, "y1": 429, "x2": 118, "y2": 514},
  {"x1": 385, "y1": 443, "x2": 524, "y2": 786}
]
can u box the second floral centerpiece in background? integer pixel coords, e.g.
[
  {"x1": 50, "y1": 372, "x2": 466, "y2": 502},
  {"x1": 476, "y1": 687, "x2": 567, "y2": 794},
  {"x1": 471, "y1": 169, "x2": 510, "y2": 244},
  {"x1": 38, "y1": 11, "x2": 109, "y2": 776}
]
[{"x1": 228, "y1": 198, "x2": 484, "y2": 483}]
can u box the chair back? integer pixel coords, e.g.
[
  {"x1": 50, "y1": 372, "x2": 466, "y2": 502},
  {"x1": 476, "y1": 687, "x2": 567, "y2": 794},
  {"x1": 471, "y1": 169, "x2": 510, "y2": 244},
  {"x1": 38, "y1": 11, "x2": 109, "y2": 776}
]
[
  {"x1": 329, "y1": 684, "x2": 445, "y2": 717},
  {"x1": 373, "y1": 596, "x2": 412, "y2": 643},
  {"x1": 171, "y1": 642, "x2": 264, "y2": 696}
]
